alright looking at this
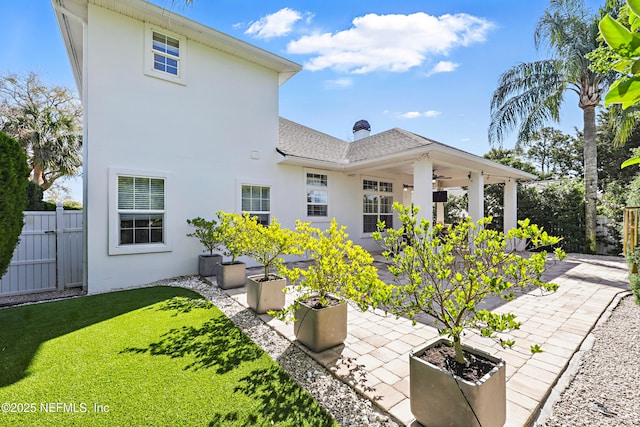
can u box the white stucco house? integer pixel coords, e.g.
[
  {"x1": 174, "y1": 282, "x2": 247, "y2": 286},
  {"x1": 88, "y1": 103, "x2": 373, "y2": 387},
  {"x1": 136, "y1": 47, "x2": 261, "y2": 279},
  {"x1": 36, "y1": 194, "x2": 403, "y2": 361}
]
[{"x1": 53, "y1": 0, "x2": 535, "y2": 294}]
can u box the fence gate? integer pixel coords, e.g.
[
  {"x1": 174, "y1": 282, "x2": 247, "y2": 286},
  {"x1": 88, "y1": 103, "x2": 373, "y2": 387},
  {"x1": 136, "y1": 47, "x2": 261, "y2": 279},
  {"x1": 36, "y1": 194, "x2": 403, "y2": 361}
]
[{"x1": 0, "y1": 206, "x2": 83, "y2": 297}]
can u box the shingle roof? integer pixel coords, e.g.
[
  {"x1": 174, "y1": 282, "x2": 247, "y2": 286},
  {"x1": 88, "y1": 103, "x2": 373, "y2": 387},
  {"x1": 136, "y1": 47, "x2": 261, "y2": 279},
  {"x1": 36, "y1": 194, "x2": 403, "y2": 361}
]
[
  {"x1": 278, "y1": 117, "x2": 536, "y2": 182},
  {"x1": 346, "y1": 128, "x2": 435, "y2": 162},
  {"x1": 279, "y1": 118, "x2": 436, "y2": 163},
  {"x1": 279, "y1": 118, "x2": 350, "y2": 163}
]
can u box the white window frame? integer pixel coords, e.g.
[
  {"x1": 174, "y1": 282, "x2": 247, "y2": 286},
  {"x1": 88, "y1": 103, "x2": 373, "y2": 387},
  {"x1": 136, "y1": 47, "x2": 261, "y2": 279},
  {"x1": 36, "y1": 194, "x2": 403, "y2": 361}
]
[
  {"x1": 144, "y1": 23, "x2": 187, "y2": 85},
  {"x1": 305, "y1": 170, "x2": 329, "y2": 220},
  {"x1": 362, "y1": 177, "x2": 394, "y2": 235},
  {"x1": 240, "y1": 183, "x2": 271, "y2": 225},
  {"x1": 109, "y1": 168, "x2": 172, "y2": 255}
]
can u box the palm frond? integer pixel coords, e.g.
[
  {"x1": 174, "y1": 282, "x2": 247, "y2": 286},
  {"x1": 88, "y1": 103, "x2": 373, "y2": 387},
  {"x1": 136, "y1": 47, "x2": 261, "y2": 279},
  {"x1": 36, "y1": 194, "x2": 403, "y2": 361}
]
[{"x1": 489, "y1": 60, "x2": 565, "y2": 145}]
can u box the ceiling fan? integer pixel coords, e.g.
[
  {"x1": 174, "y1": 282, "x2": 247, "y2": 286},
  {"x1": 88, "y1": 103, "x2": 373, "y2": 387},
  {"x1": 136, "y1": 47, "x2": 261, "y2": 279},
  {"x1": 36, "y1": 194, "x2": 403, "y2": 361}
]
[{"x1": 433, "y1": 172, "x2": 452, "y2": 180}]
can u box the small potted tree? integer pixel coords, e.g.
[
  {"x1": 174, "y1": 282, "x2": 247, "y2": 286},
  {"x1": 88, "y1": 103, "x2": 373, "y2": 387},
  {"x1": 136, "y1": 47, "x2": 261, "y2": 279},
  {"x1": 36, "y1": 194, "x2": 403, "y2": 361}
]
[
  {"x1": 186, "y1": 217, "x2": 223, "y2": 276},
  {"x1": 373, "y1": 203, "x2": 564, "y2": 427},
  {"x1": 242, "y1": 214, "x2": 304, "y2": 313},
  {"x1": 272, "y1": 219, "x2": 392, "y2": 353},
  {"x1": 215, "y1": 211, "x2": 249, "y2": 289}
]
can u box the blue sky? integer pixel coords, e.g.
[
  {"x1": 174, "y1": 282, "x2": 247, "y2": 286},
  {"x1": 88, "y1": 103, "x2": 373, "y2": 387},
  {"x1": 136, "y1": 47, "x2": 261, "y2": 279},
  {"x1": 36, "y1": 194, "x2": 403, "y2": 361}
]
[{"x1": 2, "y1": 0, "x2": 605, "y2": 201}]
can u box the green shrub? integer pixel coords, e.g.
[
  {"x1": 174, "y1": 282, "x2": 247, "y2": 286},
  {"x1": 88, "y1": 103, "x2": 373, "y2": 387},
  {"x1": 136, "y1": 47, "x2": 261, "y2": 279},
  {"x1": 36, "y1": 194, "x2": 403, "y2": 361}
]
[
  {"x1": 0, "y1": 132, "x2": 29, "y2": 277},
  {"x1": 625, "y1": 248, "x2": 640, "y2": 304},
  {"x1": 630, "y1": 274, "x2": 640, "y2": 305},
  {"x1": 186, "y1": 217, "x2": 222, "y2": 255},
  {"x1": 273, "y1": 219, "x2": 392, "y2": 322},
  {"x1": 518, "y1": 179, "x2": 586, "y2": 253},
  {"x1": 237, "y1": 213, "x2": 304, "y2": 281},
  {"x1": 374, "y1": 203, "x2": 564, "y2": 364},
  {"x1": 42, "y1": 200, "x2": 83, "y2": 211},
  {"x1": 25, "y1": 182, "x2": 44, "y2": 210},
  {"x1": 627, "y1": 174, "x2": 640, "y2": 207}
]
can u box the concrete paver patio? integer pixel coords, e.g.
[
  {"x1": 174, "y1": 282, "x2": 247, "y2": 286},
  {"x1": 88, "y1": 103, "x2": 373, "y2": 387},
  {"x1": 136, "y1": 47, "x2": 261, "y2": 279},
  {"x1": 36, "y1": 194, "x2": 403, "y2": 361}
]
[{"x1": 216, "y1": 254, "x2": 630, "y2": 426}]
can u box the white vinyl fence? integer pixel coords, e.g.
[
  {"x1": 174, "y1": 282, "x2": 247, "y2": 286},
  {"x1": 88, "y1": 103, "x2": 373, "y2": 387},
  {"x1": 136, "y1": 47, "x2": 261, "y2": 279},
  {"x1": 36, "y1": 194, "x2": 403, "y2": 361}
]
[{"x1": 0, "y1": 205, "x2": 83, "y2": 296}]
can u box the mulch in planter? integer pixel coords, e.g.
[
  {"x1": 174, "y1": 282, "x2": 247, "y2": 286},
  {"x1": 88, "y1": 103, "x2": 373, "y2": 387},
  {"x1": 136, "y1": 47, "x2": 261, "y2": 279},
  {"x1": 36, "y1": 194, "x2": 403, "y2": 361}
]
[
  {"x1": 301, "y1": 295, "x2": 342, "y2": 310},
  {"x1": 420, "y1": 342, "x2": 496, "y2": 383}
]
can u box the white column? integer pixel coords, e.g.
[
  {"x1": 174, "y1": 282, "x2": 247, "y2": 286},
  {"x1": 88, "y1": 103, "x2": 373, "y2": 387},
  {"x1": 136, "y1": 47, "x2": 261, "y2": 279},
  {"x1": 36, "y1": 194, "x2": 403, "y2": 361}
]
[
  {"x1": 467, "y1": 172, "x2": 484, "y2": 221},
  {"x1": 436, "y1": 202, "x2": 445, "y2": 224},
  {"x1": 503, "y1": 179, "x2": 518, "y2": 233},
  {"x1": 413, "y1": 157, "x2": 433, "y2": 224}
]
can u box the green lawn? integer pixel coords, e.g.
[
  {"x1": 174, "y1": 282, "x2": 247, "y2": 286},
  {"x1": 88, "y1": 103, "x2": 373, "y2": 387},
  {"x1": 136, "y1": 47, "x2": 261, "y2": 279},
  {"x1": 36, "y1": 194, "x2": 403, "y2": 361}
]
[{"x1": 0, "y1": 286, "x2": 337, "y2": 426}]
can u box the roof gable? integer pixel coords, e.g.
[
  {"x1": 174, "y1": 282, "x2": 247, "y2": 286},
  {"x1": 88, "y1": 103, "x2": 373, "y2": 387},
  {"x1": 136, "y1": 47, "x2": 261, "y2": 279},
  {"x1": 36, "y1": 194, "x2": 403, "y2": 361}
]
[{"x1": 346, "y1": 128, "x2": 434, "y2": 162}]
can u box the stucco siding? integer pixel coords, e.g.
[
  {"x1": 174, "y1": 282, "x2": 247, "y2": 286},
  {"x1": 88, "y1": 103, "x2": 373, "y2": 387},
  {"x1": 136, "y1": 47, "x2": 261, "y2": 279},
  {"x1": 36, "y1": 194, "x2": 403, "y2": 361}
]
[{"x1": 85, "y1": 4, "x2": 281, "y2": 292}]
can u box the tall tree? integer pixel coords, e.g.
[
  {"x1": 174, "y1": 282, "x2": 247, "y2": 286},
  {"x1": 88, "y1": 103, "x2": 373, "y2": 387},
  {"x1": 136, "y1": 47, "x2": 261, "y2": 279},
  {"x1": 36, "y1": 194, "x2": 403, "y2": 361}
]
[
  {"x1": 521, "y1": 127, "x2": 579, "y2": 178},
  {"x1": 0, "y1": 72, "x2": 82, "y2": 191},
  {"x1": 489, "y1": 0, "x2": 613, "y2": 253}
]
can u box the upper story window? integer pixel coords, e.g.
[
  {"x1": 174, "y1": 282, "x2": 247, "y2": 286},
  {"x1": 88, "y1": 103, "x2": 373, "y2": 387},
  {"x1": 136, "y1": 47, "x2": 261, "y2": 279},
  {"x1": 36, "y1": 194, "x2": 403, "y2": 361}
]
[
  {"x1": 362, "y1": 178, "x2": 393, "y2": 233},
  {"x1": 242, "y1": 185, "x2": 270, "y2": 225},
  {"x1": 152, "y1": 32, "x2": 180, "y2": 76},
  {"x1": 144, "y1": 24, "x2": 187, "y2": 85},
  {"x1": 306, "y1": 172, "x2": 328, "y2": 217}
]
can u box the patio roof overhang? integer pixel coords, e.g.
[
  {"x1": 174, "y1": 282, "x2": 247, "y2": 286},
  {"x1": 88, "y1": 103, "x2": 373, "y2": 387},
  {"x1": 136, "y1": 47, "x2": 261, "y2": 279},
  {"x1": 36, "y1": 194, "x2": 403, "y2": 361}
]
[{"x1": 277, "y1": 144, "x2": 536, "y2": 188}]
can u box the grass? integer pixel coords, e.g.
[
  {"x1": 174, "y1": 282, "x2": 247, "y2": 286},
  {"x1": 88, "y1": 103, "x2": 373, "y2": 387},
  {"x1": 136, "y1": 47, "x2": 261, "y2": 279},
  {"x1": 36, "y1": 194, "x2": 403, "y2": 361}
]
[{"x1": 0, "y1": 286, "x2": 337, "y2": 426}]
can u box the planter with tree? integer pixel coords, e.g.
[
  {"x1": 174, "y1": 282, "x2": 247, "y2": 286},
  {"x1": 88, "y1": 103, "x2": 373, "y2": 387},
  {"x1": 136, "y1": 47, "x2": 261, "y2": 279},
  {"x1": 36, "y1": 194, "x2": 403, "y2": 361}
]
[
  {"x1": 272, "y1": 219, "x2": 392, "y2": 353},
  {"x1": 373, "y1": 203, "x2": 564, "y2": 427},
  {"x1": 186, "y1": 217, "x2": 223, "y2": 276},
  {"x1": 241, "y1": 214, "x2": 303, "y2": 313},
  {"x1": 215, "y1": 211, "x2": 249, "y2": 289}
]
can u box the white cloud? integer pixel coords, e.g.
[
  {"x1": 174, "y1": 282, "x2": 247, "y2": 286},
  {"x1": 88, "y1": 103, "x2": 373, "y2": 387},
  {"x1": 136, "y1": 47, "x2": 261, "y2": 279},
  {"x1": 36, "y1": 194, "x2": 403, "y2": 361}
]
[
  {"x1": 287, "y1": 12, "x2": 493, "y2": 73},
  {"x1": 426, "y1": 61, "x2": 459, "y2": 76},
  {"x1": 245, "y1": 8, "x2": 303, "y2": 39},
  {"x1": 423, "y1": 110, "x2": 441, "y2": 118},
  {"x1": 398, "y1": 110, "x2": 441, "y2": 119},
  {"x1": 460, "y1": 137, "x2": 471, "y2": 142},
  {"x1": 399, "y1": 111, "x2": 422, "y2": 119},
  {"x1": 324, "y1": 78, "x2": 353, "y2": 89}
]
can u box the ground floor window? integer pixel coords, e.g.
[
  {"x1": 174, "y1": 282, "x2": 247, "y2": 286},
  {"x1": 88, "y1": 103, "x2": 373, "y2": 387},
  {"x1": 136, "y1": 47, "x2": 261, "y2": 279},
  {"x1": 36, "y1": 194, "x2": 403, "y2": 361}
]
[
  {"x1": 117, "y1": 176, "x2": 165, "y2": 245},
  {"x1": 242, "y1": 185, "x2": 270, "y2": 225},
  {"x1": 363, "y1": 179, "x2": 393, "y2": 232},
  {"x1": 306, "y1": 172, "x2": 328, "y2": 217},
  {"x1": 109, "y1": 169, "x2": 172, "y2": 255}
]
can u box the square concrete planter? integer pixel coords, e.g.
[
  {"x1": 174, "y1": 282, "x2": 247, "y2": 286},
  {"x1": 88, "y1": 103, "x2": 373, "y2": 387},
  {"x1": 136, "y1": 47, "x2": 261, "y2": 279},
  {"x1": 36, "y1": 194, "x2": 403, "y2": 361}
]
[
  {"x1": 198, "y1": 254, "x2": 222, "y2": 277},
  {"x1": 216, "y1": 261, "x2": 246, "y2": 289},
  {"x1": 246, "y1": 274, "x2": 286, "y2": 314},
  {"x1": 410, "y1": 337, "x2": 506, "y2": 427},
  {"x1": 294, "y1": 298, "x2": 347, "y2": 353}
]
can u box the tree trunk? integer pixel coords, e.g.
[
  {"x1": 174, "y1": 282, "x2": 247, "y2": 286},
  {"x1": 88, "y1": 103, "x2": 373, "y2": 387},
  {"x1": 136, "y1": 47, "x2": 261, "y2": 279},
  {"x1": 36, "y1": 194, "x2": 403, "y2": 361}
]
[
  {"x1": 31, "y1": 163, "x2": 45, "y2": 188},
  {"x1": 453, "y1": 336, "x2": 467, "y2": 365},
  {"x1": 583, "y1": 105, "x2": 597, "y2": 254}
]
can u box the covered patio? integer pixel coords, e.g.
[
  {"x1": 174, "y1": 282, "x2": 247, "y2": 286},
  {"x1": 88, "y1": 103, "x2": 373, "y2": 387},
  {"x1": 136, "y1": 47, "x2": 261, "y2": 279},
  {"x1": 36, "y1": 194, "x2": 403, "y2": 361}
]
[{"x1": 278, "y1": 118, "x2": 536, "y2": 233}]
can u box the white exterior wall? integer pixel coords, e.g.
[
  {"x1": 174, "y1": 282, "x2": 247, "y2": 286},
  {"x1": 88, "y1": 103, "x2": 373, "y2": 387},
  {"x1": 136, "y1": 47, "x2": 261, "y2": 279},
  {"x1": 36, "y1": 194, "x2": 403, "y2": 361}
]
[
  {"x1": 270, "y1": 166, "x2": 409, "y2": 253},
  {"x1": 85, "y1": 5, "x2": 283, "y2": 292},
  {"x1": 83, "y1": 5, "x2": 409, "y2": 293}
]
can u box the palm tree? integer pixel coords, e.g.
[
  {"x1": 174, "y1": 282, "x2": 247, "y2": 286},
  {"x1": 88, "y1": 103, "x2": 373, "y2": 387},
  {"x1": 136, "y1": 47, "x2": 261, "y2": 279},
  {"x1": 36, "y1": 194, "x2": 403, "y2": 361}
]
[
  {"x1": 489, "y1": 0, "x2": 613, "y2": 253},
  {"x1": 0, "y1": 73, "x2": 82, "y2": 191}
]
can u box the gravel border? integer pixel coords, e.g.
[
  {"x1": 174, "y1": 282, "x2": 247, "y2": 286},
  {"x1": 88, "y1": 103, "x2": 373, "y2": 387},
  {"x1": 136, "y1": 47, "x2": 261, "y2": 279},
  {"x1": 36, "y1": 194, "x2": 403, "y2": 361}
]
[
  {"x1": 535, "y1": 293, "x2": 640, "y2": 427},
  {"x1": 0, "y1": 287, "x2": 85, "y2": 308}
]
